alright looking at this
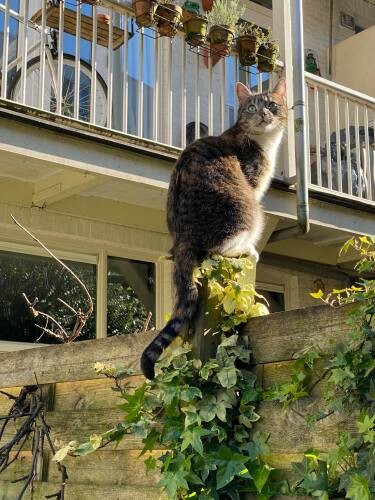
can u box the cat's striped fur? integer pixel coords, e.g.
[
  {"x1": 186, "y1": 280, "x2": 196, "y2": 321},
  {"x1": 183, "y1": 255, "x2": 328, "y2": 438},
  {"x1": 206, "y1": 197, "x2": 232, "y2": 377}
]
[{"x1": 140, "y1": 79, "x2": 287, "y2": 379}]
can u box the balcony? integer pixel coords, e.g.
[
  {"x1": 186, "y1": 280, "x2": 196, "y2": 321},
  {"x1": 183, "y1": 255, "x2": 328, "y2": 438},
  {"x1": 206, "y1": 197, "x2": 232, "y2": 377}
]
[{"x1": 0, "y1": 0, "x2": 374, "y2": 208}]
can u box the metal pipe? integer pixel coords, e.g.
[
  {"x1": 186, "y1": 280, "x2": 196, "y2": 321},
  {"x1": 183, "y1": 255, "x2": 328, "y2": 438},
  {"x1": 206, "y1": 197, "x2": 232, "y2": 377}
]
[{"x1": 269, "y1": 0, "x2": 310, "y2": 243}]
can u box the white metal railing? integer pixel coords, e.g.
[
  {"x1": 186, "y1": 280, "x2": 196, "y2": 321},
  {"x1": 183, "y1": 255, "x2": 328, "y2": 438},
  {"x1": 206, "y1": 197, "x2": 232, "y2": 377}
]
[
  {"x1": 305, "y1": 72, "x2": 375, "y2": 202},
  {"x1": 0, "y1": 0, "x2": 279, "y2": 150}
]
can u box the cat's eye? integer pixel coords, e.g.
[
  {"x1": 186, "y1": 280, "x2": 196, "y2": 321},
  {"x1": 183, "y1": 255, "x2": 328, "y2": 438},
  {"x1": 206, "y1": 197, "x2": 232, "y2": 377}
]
[
  {"x1": 268, "y1": 101, "x2": 278, "y2": 113},
  {"x1": 247, "y1": 104, "x2": 256, "y2": 113}
]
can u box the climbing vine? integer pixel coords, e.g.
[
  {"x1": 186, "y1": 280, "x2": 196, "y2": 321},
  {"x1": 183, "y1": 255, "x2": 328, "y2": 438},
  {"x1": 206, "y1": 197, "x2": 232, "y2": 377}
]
[
  {"x1": 265, "y1": 235, "x2": 375, "y2": 500},
  {"x1": 54, "y1": 238, "x2": 374, "y2": 500}
]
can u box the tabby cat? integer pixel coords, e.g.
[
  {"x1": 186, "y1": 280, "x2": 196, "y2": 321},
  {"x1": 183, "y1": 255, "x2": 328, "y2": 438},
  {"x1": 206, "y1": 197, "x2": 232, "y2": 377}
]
[{"x1": 141, "y1": 79, "x2": 287, "y2": 379}]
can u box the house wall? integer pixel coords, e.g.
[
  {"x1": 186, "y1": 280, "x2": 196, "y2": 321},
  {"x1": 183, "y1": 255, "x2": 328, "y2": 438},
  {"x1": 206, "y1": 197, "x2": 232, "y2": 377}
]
[{"x1": 303, "y1": 0, "x2": 375, "y2": 80}]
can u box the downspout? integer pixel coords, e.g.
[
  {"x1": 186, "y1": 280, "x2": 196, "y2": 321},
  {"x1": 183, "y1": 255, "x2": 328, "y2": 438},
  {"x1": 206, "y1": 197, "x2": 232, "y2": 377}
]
[{"x1": 269, "y1": 0, "x2": 310, "y2": 242}]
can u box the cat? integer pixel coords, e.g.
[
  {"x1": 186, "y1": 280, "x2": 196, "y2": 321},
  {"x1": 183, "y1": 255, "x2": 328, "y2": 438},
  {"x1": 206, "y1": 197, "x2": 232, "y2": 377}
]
[{"x1": 141, "y1": 79, "x2": 287, "y2": 379}]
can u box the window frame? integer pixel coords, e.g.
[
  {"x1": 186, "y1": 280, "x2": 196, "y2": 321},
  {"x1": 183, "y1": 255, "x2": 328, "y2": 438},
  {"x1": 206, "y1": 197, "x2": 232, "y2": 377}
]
[{"x1": 0, "y1": 240, "x2": 160, "y2": 350}]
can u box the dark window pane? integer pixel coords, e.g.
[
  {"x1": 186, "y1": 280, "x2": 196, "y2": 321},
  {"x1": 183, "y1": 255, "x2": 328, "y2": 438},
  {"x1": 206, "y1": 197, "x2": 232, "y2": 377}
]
[
  {"x1": 257, "y1": 289, "x2": 285, "y2": 313},
  {"x1": 107, "y1": 256, "x2": 155, "y2": 336},
  {"x1": 0, "y1": 250, "x2": 96, "y2": 344}
]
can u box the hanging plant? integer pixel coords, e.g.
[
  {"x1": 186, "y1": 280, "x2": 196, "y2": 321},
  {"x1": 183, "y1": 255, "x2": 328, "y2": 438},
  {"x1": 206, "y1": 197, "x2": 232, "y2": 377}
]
[
  {"x1": 155, "y1": 0, "x2": 183, "y2": 37},
  {"x1": 132, "y1": 0, "x2": 158, "y2": 28},
  {"x1": 184, "y1": 15, "x2": 208, "y2": 47},
  {"x1": 207, "y1": 0, "x2": 244, "y2": 59},
  {"x1": 183, "y1": 0, "x2": 200, "y2": 14},
  {"x1": 257, "y1": 30, "x2": 280, "y2": 72},
  {"x1": 236, "y1": 21, "x2": 263, "y2": 67},
  {"x1": 202, "y1": 0, "x2": 214, "y2": 11}
]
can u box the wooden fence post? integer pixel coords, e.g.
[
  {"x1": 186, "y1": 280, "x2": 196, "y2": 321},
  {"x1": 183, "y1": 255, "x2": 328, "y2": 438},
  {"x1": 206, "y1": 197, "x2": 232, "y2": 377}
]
[{"x1": 191, "y1": 256, "x2": 257, "y2": 362}]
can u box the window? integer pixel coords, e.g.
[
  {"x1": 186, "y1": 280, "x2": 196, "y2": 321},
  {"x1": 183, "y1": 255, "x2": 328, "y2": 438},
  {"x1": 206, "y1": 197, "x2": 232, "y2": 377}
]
[
  {"x1": 0, "y1": 250, "x2": 96, "y2": 344},
  {"x1": 107, "y1": 256, "x2": 155, "y2": 336},
  {"x1": 256, "y1": 283, "x2": 285, "y2": 313}
]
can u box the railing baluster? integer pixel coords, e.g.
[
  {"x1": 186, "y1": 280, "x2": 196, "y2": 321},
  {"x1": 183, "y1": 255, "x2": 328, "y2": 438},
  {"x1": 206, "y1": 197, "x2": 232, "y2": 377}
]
[
  {"x1": 335, "y1": 94, "x2": 342, "y2": 193},
  {"x1": 344, "y1": 98, "x2": 352, "y2": 196},
  {"x1": 137, "y1": 27, "x2": 144, "y2": 137},
  {"x1": 354, "y1": 104, "x2": 362, "y2": 197},
  {"x1": 152, "y1": 32, "x2": 159, "y2": 142},
  {"x1": 20, "y1": 0, "x2": 29, "y2": 105},
  {"x1": 313, "y1": 86, "x2": 322, "y2": 186},
  {"x1": 56, "y1": 0, "x2": 64, "y2": 114},
  {"x1": 122, "y1": 13, "x2": 128, "y2": 134},
  {"x1": 305, "y1": 83, "x2": 311, "y2": 183},
  {"x1": 208, "y1": 51, "x2": 213, "y2": 136},
  {"x1": 233, "y1": 55, "x2": 238, "y2": 122},
  {"x1": 38, "y1": 0, "x2": 47, "y2": 109},
  {"x1": 180, "y1": 40, "x2": 186, "y2": 148},
  {"x1": 363, "y1": 106, "x2": 372, "y2": 200},
  {"x1": 1, "y1": 0, "x2": 10, "y2": 99},
  {"x1": 220, "y1": 56, "x2": 225, "y2": 133},
  {"x1": 168, "y1": 40, "x2": 173, "y2": 145},
  {"x1": 73, "y1": 0, "x2": 81, "y2": 120},
  {"x1": 90, "y1": 5, "x2": 97, "y2": 124},
  {"x1": 194, "y1": 51, "x2": 199, "y2": 141},
  {"x1": 324, "y1": 89, "x2": 332, "y2": 190},
  {"x1": 107, "y1": 8, "x2": 114, "y2": 129}
]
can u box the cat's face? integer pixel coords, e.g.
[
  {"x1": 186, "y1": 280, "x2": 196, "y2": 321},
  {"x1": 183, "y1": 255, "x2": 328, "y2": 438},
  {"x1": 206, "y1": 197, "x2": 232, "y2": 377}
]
[{"x1": 236, "y1": 80, "x2": 287, "y2": 135}]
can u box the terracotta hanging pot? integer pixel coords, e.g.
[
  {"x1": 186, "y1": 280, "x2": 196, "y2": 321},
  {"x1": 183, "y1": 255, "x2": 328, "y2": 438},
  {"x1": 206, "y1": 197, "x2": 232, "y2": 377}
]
[
  {"x1": 236, "y1": 34, "x2": 260, "y2": 66},
  {"x1": 257, "y1": 42, "x2": 279, "y2": 72},
  {"x1": 184, "y1": 16, "x2": 208, "y2": 47},
  {"x1": 133, "y1": 0, "x2": 157, "y2": 28},
  {"x1": 155, "y1": 3, "x2": 183, "y2": 37},
  {"x1": 208, "y1": 25, "x2": 234, "y2": 58},
  {"x1": 202, "y1": 0, "x2": 214, "y2": 11}
]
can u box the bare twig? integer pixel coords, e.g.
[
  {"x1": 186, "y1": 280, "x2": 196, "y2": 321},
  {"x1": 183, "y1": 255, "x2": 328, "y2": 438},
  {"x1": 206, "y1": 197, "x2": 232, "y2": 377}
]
[
  {"x1": 142, "y1": 312, "x2": 153, "y2": 333},
  {"x1": 11, "y1": 215, "x2": 93, "y2": 344},
  {"x1": 0, "y1": 387, "x2": 68, "y2": 499}
]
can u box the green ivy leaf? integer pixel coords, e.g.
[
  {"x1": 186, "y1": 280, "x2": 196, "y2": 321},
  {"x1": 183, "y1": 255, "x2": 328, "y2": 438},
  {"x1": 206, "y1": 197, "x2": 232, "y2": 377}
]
[
  {"x1": 214, "y1": 446, "x2": 249, "y2": 490},
  {"x1": 239, "y1": 405, "x2": 260, "y2": 429},
  {"x1": 181, "y1": 426, "x2": 210, "y2": 456},
  {"x1": 119, "y1": 383, "x2": 147, "y2": 423},
  {"x1": 144, "y1": 455, "x2": 157, "y2": 472},
  {"x1": 242, "y1": 432, "x2": 270, "y2": 460},
  {"x1": 251, "y1": 461, "x2": 272, "y2": 493},
  {"x1": 141, "y1": 428, "x2": 160, "y2": 455},
  {"x1": 217, "y1": 366, "x2": 238, "y2": 388},
  {"x1": 158, "y1": 469, "x2": 189, "y2": 499},
  {"x1": 180, "y1": 386, "x2": 203, "y2": 402},
  {"x1": 345, "y1": 474, "x2": 371, "y2": 500}
]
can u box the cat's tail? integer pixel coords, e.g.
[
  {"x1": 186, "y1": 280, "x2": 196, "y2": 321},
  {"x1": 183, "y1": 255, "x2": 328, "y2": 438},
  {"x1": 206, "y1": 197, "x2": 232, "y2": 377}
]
[{"x1": 140, "y1": 244, "x2": 198, "y2": 379}]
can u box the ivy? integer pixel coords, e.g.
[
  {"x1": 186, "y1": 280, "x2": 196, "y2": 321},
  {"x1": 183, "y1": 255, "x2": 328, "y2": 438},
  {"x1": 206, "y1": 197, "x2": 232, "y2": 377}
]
[{"x1": 53, "y1": 238, "x2": 375, "y2": 499}]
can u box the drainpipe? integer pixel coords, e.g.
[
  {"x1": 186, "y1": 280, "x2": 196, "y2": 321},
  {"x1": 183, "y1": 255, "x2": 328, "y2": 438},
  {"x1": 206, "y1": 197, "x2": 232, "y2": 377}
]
[{"x1": 269, "y1": 0, "x2": 310, "y2": 243}]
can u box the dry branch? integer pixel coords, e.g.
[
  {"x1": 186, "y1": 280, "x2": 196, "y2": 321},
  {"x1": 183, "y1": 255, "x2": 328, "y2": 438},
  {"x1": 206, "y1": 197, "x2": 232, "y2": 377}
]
[{"x1": 11, "y1": 215, "x2": 94, "y2": 344}]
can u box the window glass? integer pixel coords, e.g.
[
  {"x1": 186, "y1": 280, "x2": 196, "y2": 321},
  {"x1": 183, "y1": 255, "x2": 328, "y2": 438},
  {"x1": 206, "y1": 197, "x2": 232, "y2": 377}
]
[
  {"x1": 0, "y1": 250, "x2": 96, "y2": 343},
  {"x1": 107, "y1": 256, "x2": 155, "y2": 336},
  {"x1": 257, "y1": 288, "x2": 285, "y2": 313}
]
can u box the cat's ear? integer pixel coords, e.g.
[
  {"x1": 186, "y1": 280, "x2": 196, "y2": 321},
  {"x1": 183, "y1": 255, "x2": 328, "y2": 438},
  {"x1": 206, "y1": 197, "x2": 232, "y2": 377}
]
[
  {"x1": 236, "y1": 82, "x2": 252, "y2": 105},
  {"x1": 272, "y1": 79, "x2": 286, "y2": 98}
]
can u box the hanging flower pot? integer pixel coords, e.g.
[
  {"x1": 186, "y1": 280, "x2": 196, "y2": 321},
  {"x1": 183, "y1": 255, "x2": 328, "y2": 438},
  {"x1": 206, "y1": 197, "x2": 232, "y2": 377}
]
[
  {"x1": 184, "y1": 15, "x2": 208, "y2": 47},
  {"x1": 208, "y1": 25, "x2": 234, "y2": 57},
  {"x1": 236, "y1": 34, "x2": 260, "y2": 66},
  {"x1": 257, "y1": 40, "x2": 279, "y2": 72},
  {"x1": 183, "y1": 0, "x2": 200, "y2": 14},
  {"x1": 133, "y1": 0, "x2": 157, "y2": 28},
  {"x1": 155, "y1": 3, "x2": 183, "y2": 37},
  {"x1": 202, "y1": 0, "x2": 214, "y2": 11}
]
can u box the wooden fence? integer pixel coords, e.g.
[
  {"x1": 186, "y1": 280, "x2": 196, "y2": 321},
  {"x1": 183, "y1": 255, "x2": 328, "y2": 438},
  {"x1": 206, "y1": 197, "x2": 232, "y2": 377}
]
[{"x1": 0, "y1": 304, "x2": 354, "y2": 499}]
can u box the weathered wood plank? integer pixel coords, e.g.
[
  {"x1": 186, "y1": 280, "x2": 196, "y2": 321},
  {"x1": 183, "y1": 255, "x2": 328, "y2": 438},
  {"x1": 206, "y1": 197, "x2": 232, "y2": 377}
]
[
  {"x1": 47, "y1": 450, "x2": 162, "y2": 486},
  {"x1": 246, "y1": 304, "x2": 355, "y2": 364},
  {"x1": 0, "y1": 331, "x2": 155, "y2": 388},
  {"x1": 0, "y1": 481, "x2": 165, "y2": 500},
  {"x1": 54, "y1": 375, "x2": 143, "y2": 411}
]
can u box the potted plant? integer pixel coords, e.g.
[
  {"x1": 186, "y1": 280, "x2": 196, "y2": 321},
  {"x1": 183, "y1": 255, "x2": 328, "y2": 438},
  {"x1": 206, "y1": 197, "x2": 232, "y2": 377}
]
[
  {"x1": 236, "y1": 21, "x2": 263, "y2": 67},
  {"x1": 155, "y1": 0, "x2": 183, "y2": 37},
  {"x1": 207, "y1": 0, "x2": 244, "y2": 58},
  {"x1": 257, "y1": 29, "x2": 280, "y2": 72},
  {"x1": 202, "y1": 0, "x2": 213, "y2": 11},
  {"x1": 132, "y1": 0, "x2": 157, "y2": 28},
  {"x1": 184, "y1": 14, "x2": 208, "y2": 47},
  {"x1": 183, "y1": 0, "x2": 200, "y2": 14}
]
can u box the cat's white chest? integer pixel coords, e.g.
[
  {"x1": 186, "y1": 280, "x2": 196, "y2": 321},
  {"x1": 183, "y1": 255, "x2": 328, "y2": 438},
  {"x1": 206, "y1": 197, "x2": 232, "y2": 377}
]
[{"x1": 251, "y1": 130, "x2": 284, "y2": 200}]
